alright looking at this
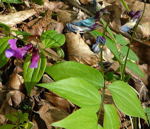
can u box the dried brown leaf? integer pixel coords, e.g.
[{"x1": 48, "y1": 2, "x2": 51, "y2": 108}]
[
  {"x1": 7, "y1": 73, "x2": 23, "y2": 90},
  {"x1": 0, "y1": 9, "x2": 37, "y2": 26},
  {"x1": 66, "y1": 32, "x2": 99, "y2": 66},
  {"x1": 6, "y1": 91, "x2": 25, "y2": 107},
  {"x1": 37, "y1": 100, "x2": 69, "y2": 129},
  {"x1": 22, "y1": 11, "x2": 64, "y2": 35},
  {"x1": 44, "y1": 92, "x2": 70, "y2": 111}
]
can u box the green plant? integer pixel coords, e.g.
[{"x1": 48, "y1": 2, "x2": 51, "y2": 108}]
[
  {"x1": 37, "y1": 61, "x2": 146, "y2": 129},
  {"x1": 0, "y1": 111, "x2": 33, "y2": 129}
]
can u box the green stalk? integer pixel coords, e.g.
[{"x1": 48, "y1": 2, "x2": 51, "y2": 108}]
[
  {"x1": 119, "y1": 0, "x2": 130, "y2": 11},
  {"x1": 121, "y1": 3, "x2": 146, "y2": 81},
  {"x1": 98, "y1": 22, "x2": 109, "y2": 120}
]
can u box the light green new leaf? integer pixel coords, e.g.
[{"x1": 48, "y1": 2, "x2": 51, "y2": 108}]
[
  {"x1": 0, "y1": 37, "x2": 12, "y2": 68},
  {"x1": 23, "y1": 54, "x2": 47, "y2": 94},
  {"x1": 41, "y1": 30, "x2": 65, "y2": 48},
  {"x1": 2, "y1": 0, "x2": 23, "y2": 4},
  {"x1": 120, "y1": 46, "x2": 139, "y2": 61},
  {"x1": 126, "y1": 60, "x2": 144, "y2": 77},
  {"x1": 45, "y1": 61, "x2": 104, "y2": 89},
  {"x1": 38, "y1": 77, "x2": 101, "y2": 111},
  {"x1": 52, "y1": 108, "x2": 98, "y2": 129},
  {"x1": 108, "y1": 81, "x2": 146, "y2": 120},
  {"x1": 103, "y1": 104, "x2": 120, "y2": 129}
]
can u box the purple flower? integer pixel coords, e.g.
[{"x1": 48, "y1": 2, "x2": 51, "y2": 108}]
[
  {"x1": 30, "y1": 48, "x2": 40, "y2": 68},
  {"x1": 96, "y1": 36, "x2": 106, "y2": 45},
  {"x1": 5, "y1": 39, "x2": 32, "y2": 59},
  {"x1": 128, "y1": 10, "x2": 142, "y2": 20},
  {"x1": 5, "y1": 39, "x2": 40, "y2": 68},
  {"x1": 92, "y1": 36, "x2": 106, "y2": 53}
]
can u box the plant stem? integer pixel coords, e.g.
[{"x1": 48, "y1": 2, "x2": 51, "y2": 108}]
[
  {"x1": 119, "y1": 0, "x2": 130, "y2": 11},
  {"x1": 98, "y1": 22, "x2": 109, "y2": 120},
  {"x1": 121, "y1": 3, "x2": 146, "y2": 81}
]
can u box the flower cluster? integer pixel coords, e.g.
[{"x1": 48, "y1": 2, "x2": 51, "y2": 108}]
[
  {"x1": 92, "y1": 36, "x2": 106, "y2": 53},
  {"x1": 5, "y1": 39, "x2": 40, "y2": 68},
  {"x1": 120, "y1": 10, "x2": 142, "y2": 33}
]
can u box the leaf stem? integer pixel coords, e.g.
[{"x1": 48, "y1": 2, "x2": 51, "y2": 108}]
[
  {"x1": 121, "y1": 3, "x2": 146, "y2": 81},
  {"x1": 98, "y1": 22, "x2": 109, "y2": 121},
  {"x1": 119, "y1": 0, "x2": 130, "y2": 11}
]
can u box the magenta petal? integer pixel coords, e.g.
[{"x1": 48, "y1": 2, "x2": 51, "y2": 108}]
[
  {"x1": 5, "y1": 49, "x2": 15, "y2": 58},
  {"x1": 8, "y1": 39, "x2": 17, "y2": 49},
  {"x1": 30, "y1": 49, "x2": 40, "y2": 68}
]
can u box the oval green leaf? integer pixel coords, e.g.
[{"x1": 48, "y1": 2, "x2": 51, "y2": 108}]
[
  {"x1": 126, "y1": 60, "x2": 144, "y2": 78},
  {"x1": 52, "y1": 108, "x2": 98, "y2": 129},
  {"x1": 108, "y1": 81, "x2": 146, "y2": 120},
  {"x1": 45, "y1": 61, "x2": 104, "y2": 89},
  {"x1": 38, "y1": 77, "x2": 101, "y2": 111},
  {"x1": 41, "y1": 30, "x2": 65, "y2": 48},
  {"x1": 103, "y1": 104, "x2": 120, "y2": 129}
]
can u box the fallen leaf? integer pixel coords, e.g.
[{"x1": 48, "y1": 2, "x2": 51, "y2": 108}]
[
  {"x1": 66, "y1": 32, "x2": 99, "y2": 66},
  {"x1": 7, "y1": 73, "x2": 23, "y2": 90},
  {"x1": 22, "y1": 10, "x2": 64, "y2": 35},
  {"x1": 0, "y1": 9, "x2": 37, "y2": 26},
  {"x1": 44, "y1": 92, "x2": 71, "y2": 111},
  {"x1": 6, "y1": 91, "x2": 25, "y2": 107},
  {"x1": 37, "y1": 100, "x2": 69, "y2": 129}
]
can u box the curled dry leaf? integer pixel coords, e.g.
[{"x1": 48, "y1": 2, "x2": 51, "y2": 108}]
[
  {"x1": 0, "y1": 9, "x2": 37, "y2": 26},
  {"x1": 44, "y1": 92, "x2": 70, "y2": 111},
  {"x1": 66, "y1": 32, "x2": 99, "y2": 66},
  {"x1": 6, "y1": 91, "x2": 25, "y2": 107},
  {"x1": 7, "y1": 73, "x2": 23, "y2": 90}
]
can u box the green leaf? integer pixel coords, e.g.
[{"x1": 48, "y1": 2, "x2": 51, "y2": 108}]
[
  {"x1": 0, "y1": 124, "x2": 15, "y2": 129},
  {"x1": 115, "y1": 34, "x2": 129, "y2": 45},
  {"x1": 108, "y1": 81, "x2": 146, "y2": 120},
  {"x1": 41, "y1": 30, "x2": 65, "y2": 48},
  {"x1": 145, "y1": 107, "x2": 150, "y2": 125},
  {"x1": 106, "y1": 37, "x2": 121, "y2": 62},
  {"x1": 126, "y1": 60, "x2": 144, "y2": 77},
  {"x1": 23, "y1": 122, "x2": 33, "y2": 129},
  {"x1": 103, "y1": 104, "x2": 120, "y2": 129},
  {"x1": 45, "y1": 61, "x2": 104, "y2": 89},
  {"x1": 2, "y1": 0, "x2": 23, "y2": 4},
  {"x1": 90, "y1": 30, "x2": 102, "y2": 37},
  {"x1": 0, "y1": 22, "x2": 10, "y2": 35},
  {"x1": 6, "y1": 113, "x2": 18, "y2": 123},
  {"x1": 52, "y1": 108, "x2": 98, "y2": 129},
  {"x1": 98, "y1": 125, "x2": 104, "y2": 129},
  {"x1": 13, "y1": 30, "x2": 31, "y2": 39},
  {"x1": 0, "y1": 37, "x2": 12, "y2": 68},
  {"x1": 23, "y1": 54, "x2": 47, "y2": 94},
  {"x1": 31, "y1": 0, "x2": 43, "y2": 5},
  {"x1": 18, "y1": 112, "x2": 28, "y2": 123},
  {"x1": 38, "y1": 77, "x2": 101, "y2": 111},
  {"x1": 120, "y1": 46, "x2": 139, "y2": 61}
]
